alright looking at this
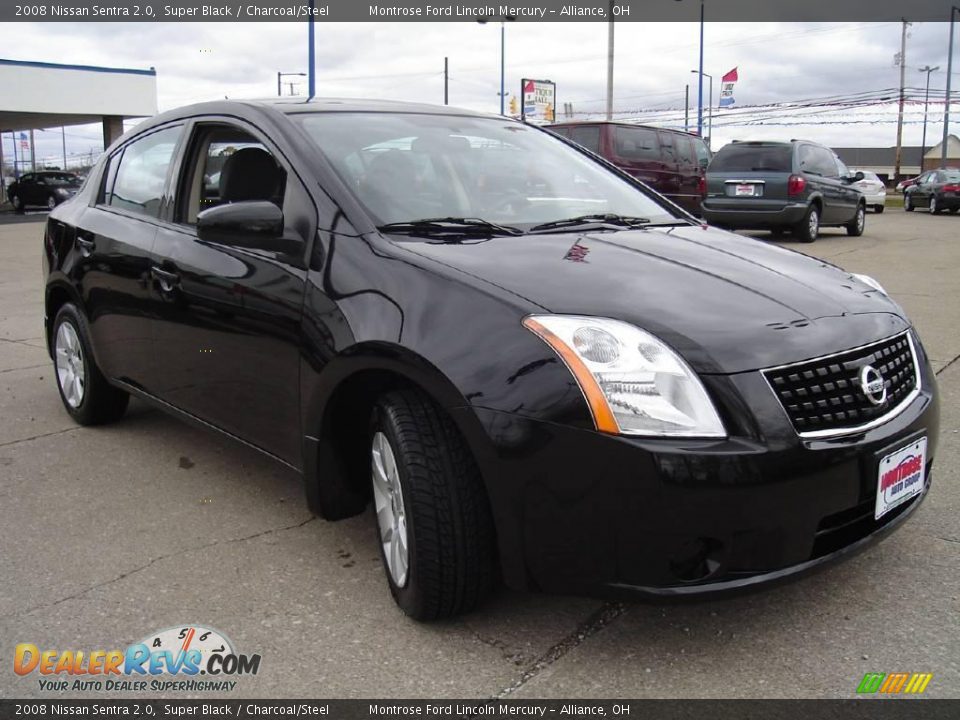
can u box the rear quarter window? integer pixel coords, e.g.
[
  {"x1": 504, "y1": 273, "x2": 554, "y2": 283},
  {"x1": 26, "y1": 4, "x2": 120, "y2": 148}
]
[
  {"x1": 709, "y1": 144, "x2": 793, "y2": 173},
  {"x1": 612, "y1": 126, "x2": 661, "y2": 161}
]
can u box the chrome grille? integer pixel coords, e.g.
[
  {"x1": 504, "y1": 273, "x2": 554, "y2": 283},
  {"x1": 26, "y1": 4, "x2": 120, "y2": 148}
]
[{"x1": 763, "y1": 332, "x2": 920, "y2": 437}]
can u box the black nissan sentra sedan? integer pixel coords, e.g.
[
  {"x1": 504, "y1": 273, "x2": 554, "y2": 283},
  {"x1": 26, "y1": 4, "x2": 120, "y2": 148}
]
[{"x1": 42, "y1": 99, "x2": 939, "y2": 620}]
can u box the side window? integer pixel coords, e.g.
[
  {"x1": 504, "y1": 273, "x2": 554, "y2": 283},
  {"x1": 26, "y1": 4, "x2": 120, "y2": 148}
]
[
  {"x1": 567, "y1": 126, "x2": 601, "y2": 154},
  {"x1": 817, "y1": 148, "x2": 839, "y2": 178},
  {"x1": 99, "y1": 151, "x2": 123, "y2": 205},
  {"x1": 693, "y1": 140, "x2": 711, "y2": 170},
  {"x1": 109, "y1": 126, "x2": 182, "y2": 218},
  {"x1": 613, "y1": 126, "x2": 660, "y2": 161},
  {"x1": 180, "y1": 124, "x2": 287, "y2": 225},
  {"x1": 671, "y1": 135, "x2": 696, "y2": 166},
  {"x1": 20, "y1": 173, "x2": 34, "y2": 184}
]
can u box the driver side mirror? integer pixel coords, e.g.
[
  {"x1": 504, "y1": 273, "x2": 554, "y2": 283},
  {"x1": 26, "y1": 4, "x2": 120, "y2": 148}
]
[{"x1": 197, "y1": 201, "x2": 296, "y2": 254}]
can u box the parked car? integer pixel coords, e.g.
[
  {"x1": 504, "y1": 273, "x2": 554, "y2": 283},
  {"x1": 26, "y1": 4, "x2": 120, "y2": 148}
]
[
  {"x1": 7, "y1": 171, "x2": 82, "y2": 212},
  {"x1": 702, "y1": 140, "x2": 867, "y2": 242},
  {"x1": 903, "y1": 168, "x2": 960, "y2": 214},
  {"x1": 850, "y1": 169, "x2": 887, "y2": 213},
  {"x1": 43, "y1": 99, "x2": 939, "y2": 620},
  {"x1": 896, "y1": 176, "x2": 918, "y2": 193},
  {"x1": 548, "y1": 121, "x2": 709, "y2": 215}
]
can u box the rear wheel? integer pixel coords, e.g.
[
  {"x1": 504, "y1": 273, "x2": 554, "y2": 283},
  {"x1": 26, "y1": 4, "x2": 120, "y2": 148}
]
[
  {"x1": 930, "y1": 196, "x2": 940, "y2": 215},
  {"x1": 52, "y1": 304, "x2": 129, "y2": 425},
  {"x1": 846, "y1": 204, "x2": 866, "y2": 237},
  {"x1": 369, "y1": 389, "x2": 496, "y2": 621},
  {"x1": 874, "y1": 204, "x2": 885, "y2": 214},
  {"x1": 904, "y1": 194, "x2": 914, "y2": 212},
  {"x1": 794, "y1": 205, "x2": 819, "y2": 243},
  {"x1": 46, "y1": 195, "x2": 57, "y2": 211},
  {"x1": 11, "y1": 194, "x2": 24, "y2": 213}
]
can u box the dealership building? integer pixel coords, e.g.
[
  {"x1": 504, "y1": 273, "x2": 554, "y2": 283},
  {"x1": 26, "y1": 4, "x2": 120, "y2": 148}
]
[
  {"x1": 835, "y1": 135, "x2": 960, "y2": 182},
  {"x1": 0, "y1": 58, "x2": 158, "y2": 197}
]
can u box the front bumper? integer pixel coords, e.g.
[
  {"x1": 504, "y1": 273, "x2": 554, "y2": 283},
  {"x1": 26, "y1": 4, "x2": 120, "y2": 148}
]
[{"x1": 458, "y1": 352, "x2": 939, "y2": 600}]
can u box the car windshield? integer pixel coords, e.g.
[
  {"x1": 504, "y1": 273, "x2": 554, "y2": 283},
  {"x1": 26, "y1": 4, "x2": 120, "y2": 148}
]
[
  {"x1": 43, "y1": 173, "x2": 81, "y2": 186},
  {"x1": 709, "y1": 144, "x2": 793, "y2": 173},
  {"x1": 295, "y1": 112, "x2": 679, "y2": 229}
]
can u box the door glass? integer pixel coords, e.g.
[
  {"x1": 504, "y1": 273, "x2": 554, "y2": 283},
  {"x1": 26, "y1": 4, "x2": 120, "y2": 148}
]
[
  {"x1": 109, "y1": 126, "x2": 183, "y2": 218},
  {"x1": 567, "y1": 126, "x2": 601, "y2": 154},
  {"x1": 612, "y1": 126, "x2": 660, "y2": 160},
  {"x1": 181, "y1": 125, "x2": 286, "y2": 224},
  {"x1": 672, "y1": 135, "x2": 696, "y2": 166}
]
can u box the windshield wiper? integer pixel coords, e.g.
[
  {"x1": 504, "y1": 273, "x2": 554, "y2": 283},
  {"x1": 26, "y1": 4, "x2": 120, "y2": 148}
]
[
  {"x1": 378, "y1": 217, "x2": 524, "y2": 238},
  {"x1": 528, "y1": 213, "x2": 653, "y2": 234}
]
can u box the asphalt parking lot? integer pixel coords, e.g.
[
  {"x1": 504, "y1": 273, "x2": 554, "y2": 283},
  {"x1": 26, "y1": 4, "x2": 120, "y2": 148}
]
[{"x1": 0, "y1": 209, "x2": 957, "y2": 700}]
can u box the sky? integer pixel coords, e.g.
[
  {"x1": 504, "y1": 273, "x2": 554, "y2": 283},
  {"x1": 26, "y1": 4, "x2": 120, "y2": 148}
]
[{"x1": 1, "y1": 20, "x2": 957, "y2": 168}]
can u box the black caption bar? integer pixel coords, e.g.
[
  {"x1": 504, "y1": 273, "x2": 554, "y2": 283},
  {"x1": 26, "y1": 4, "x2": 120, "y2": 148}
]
[
  {"x1": 2, "y1": 700, "x2": 960, "y2": 720},
  {"x1": 1, "y1": 0, "x2": 956, "y2": 23}
]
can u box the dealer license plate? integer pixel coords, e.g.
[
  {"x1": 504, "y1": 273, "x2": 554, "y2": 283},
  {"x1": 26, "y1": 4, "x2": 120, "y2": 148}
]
[
  {"x1": 875, "y1": 437, "x2": 927, "y2": 520},
  {"x1": 735, "y1": 184, "x2": 756, "y2": 196}
]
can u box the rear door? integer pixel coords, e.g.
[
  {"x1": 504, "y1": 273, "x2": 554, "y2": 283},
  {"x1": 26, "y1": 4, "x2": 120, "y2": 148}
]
[
  {"x1": 608, "y1": 125, "x2": 672, "y2": 197},
  {"x1": 911, "y1": 172, "x2": 932, "y2": 207},
  {"x1": 150, "y1": 118, "x2": 314, "y2": 465},
  {"x1": 17, "y1": 174, "x2": 37, "y2": 204},
  {"x1": 668, "y1": 132, "x2": 701, "y2": 213},
  {"x1": 72, "y1": 124, "x2": 184, "y2": 392}
]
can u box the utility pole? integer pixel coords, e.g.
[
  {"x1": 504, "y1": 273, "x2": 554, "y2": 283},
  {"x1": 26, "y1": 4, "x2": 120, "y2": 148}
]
[
  {"x1": 605, "y1": 0, "x2": 614, "y2": 120},
  {"x1": 919, "y1": 66, "x2": 939, "y2": 172},
  {"x1": 943, "y1": 7, "x2": 958, "y2": 167},
  {"x1": 893, "y1": 18, "x2": 911, "y2": 181},
  {"x1": 685, "y1": 84, "x2": 690, "y2": 132},
  {"x1": 444, "y1": 57, "x2": 449, "y2": 105},
  {"x1": 307, "y1": 0, "x2": 316, "y2": 99},
  {"x1": 61, "y1": 127, "x2": 67, "y2": 171},
  {"x1": 29, "y1": 129, "x2": 36, "y2": 172}
]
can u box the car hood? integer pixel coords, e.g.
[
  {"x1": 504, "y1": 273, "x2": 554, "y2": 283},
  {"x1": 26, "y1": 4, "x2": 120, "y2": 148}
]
[{"x1": 397, "y1": 223, "x2": 910, "y2": 374}]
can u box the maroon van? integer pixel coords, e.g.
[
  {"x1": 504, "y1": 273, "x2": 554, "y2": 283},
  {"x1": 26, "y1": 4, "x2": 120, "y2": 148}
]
[{"x1": 549, "y1": 121, "x2": 710, "y2": 215}]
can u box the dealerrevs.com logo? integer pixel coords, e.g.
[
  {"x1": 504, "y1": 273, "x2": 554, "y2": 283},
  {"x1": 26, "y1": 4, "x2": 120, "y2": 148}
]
[{"x1": 14, "y1": 625, "x2": 261, "y2": 693}]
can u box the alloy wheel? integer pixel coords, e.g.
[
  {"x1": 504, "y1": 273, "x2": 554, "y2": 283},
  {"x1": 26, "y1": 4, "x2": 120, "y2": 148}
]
[
  {"x1": 930, "y1": 197, "x2": 938, "y2": 214},
  {"x1": 808, "y1": 208, "x2": 819, "y2": 238},
  {"x1": 371, "y1": 431, "x2": 409, "y2": 587},
  {"x1": 47, "y1": 195, "x2": 57, "y2": 211},
  {"x1": 55, "y1": 322, "x2": 85, "y2": 408},
  {"x1": 856, "y1": 207, "x2": 864, "y2": 233},
  {"x1": 11, "y1": 195, "x2": 21, "y2": 210}
]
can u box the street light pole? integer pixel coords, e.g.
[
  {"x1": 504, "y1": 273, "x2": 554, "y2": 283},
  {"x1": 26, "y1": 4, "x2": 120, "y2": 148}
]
[
  {"x1": 606, "y1": 0, "x2": 615, "y2": 120},
  {"x1": 697, "y1": 0, "x2": 704, "y2": 138},
  {"x1": 691, "y1": 70, "x2": 712, "y2": 147},
  {"x1": 919, "y1": 65, "x2": 939, "y2": 171},
  {"x1": 307, "y1": 0, "x2": 316, "y2": 99},
  {"x1": 942, "y1": 6, "x2": 958, "y2": 167},
  {"x1": 478, "y1": 15, "x2": 516, "y2": 116}
]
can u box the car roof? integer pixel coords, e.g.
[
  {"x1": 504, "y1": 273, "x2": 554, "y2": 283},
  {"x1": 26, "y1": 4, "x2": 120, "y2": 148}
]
[
  {"x1": 188, "y1": 97, "x2": 505, "y2": 118},
  {"x1": 549, "y1": 120, "x2": 704, "y2": 140}
]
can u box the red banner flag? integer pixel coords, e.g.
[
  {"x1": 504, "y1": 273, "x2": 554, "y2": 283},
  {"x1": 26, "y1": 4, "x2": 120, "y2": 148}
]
[{"x1": 722, "y1": 67, "x2": 739, "y2": 83}]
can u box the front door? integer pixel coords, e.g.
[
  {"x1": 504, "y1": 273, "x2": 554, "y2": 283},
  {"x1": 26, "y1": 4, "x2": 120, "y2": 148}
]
[{"x1": 151, "y1": 120, "x2": 314, "y2": 466}]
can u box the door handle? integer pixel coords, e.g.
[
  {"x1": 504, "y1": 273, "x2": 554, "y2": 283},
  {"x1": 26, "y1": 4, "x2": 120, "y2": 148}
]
[
  {"x1": 150, "y1": 265, "x2": 180, "y2": 293},
  {"x1": 76, "y1": 235, "x2": 95, "y2": 257}
]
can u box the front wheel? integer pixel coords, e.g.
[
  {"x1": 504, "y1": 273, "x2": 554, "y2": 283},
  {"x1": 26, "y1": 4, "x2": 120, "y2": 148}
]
[
  {"x1": 904, "y1": 194, "x2": 914, "y2": 212},
  {"x1": 846, "y1": 204, "x2": 866, "y2": 237},
  {"x1": 370, "y1": 389, "x2": 496, "y2": 621},
  {"x1": 52, "y1": 303, "x2": 129, "y2": 425},
  {"x1": 794, "y1": 205, "x2": 820, "y2": 243},
  {"x1": 46, "y1": 195, "x2": 57, "y2": 211},
  {"x1": 874, "y1": 204, "x2": 885, "y2": 214},
  {"x1": 11, "y1": 194, "x2": 24, "y2": 213}
]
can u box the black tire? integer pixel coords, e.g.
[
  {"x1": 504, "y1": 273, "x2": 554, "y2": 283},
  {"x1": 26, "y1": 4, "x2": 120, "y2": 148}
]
[
  {"x1": 794, "y1": 204, "x2": 819, "y2": 243},
  {"x1": 51, "y1": 303, "x2": 129, "y2": 426},
  {"x1": 874, "y1": 204, "x2": 885, "y2": 214},
  {"x1": 904, "y1": 194, "x2": 914, "y2": 212},
  {"x1": 950, "y1": 208, "x2": 959, "y2": 215},
  {"x1": 370, "y1": 389, "x2": 496, "y2": 621},
  {"x1": 11, "y1": 194, "x2": 24, "y2": 213},
  {"x1": 930, "y1": 196, "x2": 941, "y2": 215},
  {"x1": 846, "y1": 204, "x2": 866, "y2": 237}
]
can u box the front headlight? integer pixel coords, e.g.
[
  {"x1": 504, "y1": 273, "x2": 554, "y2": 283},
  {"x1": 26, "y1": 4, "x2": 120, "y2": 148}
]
[{"x1": 523, "y1": 315, "x2": 725, "y2": 438}]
